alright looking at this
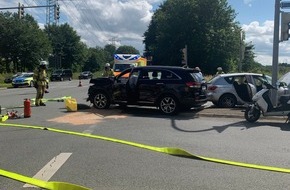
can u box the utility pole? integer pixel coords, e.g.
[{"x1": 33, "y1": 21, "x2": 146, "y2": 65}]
[
  {"x1": 108, "y1": 37, "x2": 120, "y2": 47},
  {"x1": 46, "y1": 0, "x2": 59, "y2": 25},
  {"x1": 239, "y1": 30, "x2": 245, "y2": 72}
]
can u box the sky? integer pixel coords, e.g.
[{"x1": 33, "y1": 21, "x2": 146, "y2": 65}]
[{"x1": 0, "y1": 0, "x2": 288, "y2": 66}]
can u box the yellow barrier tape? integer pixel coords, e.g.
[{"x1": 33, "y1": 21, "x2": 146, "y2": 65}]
[
  {"x1": 1, "y1": 122, "x2": 290, "y2": 190},
  {"x1": 30, "y1": 96, "x2": 72, "y2": 103},
  {"x1": 0, "y1": 168, "x2": 90, "y2": 190}
]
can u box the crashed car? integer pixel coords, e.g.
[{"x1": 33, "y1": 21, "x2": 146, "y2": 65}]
[{"x1": 87, "y1": 66, "x2": 207, "y2": 115}]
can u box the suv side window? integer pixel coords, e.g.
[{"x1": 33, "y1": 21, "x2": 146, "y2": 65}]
[
  {"x1": 161, "y1": 70, "x2": 179, "y2": 80},
  {"x1": 145, "y1": 70, "x2": 179, "y2": 80},
  {"x1": 148, "y1": 70, "x2": 161, "y2": 80}
]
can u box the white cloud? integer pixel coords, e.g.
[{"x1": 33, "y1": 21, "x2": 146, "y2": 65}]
[
  {"x1": 0, "y1": 0, "x2": 158, "y2": 53},
  {"x1": 242, "y1": 20, "x2": 290, "y2": 65},
  {"x1": 57, "y1": 0, "x2": 156, "y2": 53},
  {"x1": 243, "y1": 0, "x2": 253, "y2": 7},
  {"x1": 3, "y1": 0, "x2": 288, "y2": 66}
]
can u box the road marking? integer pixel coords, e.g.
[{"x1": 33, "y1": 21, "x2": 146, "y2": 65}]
[
  {"x1": 23, "y1": 152, "x2": 72, "y2": 188},
  {"x1": 83, "y1": 124, "x2": 98, "y2": 134}
]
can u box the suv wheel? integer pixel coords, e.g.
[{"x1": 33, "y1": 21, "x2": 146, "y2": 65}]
[
  {"x1": 92, "y1": 92, "x2": 110, "y2": 109},
  {"x1": 218, "y1": 94, "x2": 236, "y2": 108},
  {"x1": 159, "y1": 95, "x2": 179, "y2": 115}
]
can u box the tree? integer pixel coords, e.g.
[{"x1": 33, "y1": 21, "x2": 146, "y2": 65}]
[
  {"x1": 0, "y1": 12, "x2": 51, "y2": 73},
  {"x1": 241, "y1": 43, "x2": 264, "y2": 72},
  {"x1": 83, "y1": 47, "x2": 108, "y2": 72},
  {"x1": 44, "y1": 23, "x2": 86, "y2": 71},
  {"x1": 104, "y1": 44, "x2": 116, "y2": 57},
  {"x1": 143, "y1": 0, "x2": 241, "y2": 74},
  {"x1": 115, "y1": 45, "x2": 140, "y2": 54}
]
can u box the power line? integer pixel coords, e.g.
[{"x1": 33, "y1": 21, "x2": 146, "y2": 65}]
[{"x1": 60, "y1": 0, "x2": 101, "y2": 46}]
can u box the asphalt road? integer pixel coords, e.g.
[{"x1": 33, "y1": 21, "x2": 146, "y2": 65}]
[{"x1": 1, "y1": 80, "x2": 290, "y2": 190}]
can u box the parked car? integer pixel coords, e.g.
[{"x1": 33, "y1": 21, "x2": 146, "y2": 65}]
[
  {"x1": 4, "y1": 72, "x2": 25, "y2": 83},
  {"x1": 12, "y1": 72, "x2": 34, "y2": 88},
  {"x1": 50, "y1": 69, "x2": 73, "y2": 81},
  {"x1": 87, "y1": 66, "x2": 207, "y2": 115},
  {"x1": 79, "y1": 71, "x2": 93, "y2": 79},
  {"x1": 206, "y1": 73, "x2": 289, "y2": 108}
]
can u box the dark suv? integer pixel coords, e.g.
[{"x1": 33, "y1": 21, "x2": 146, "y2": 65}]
[
  {"x1": 87, "y1": 66, "x2": 207, "y2": 115},
  {"x1": 50, "y1": 69, "x2": 73, "y2": 81}
]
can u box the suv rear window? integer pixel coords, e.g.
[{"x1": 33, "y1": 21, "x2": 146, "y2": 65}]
[{"x1": 188, "y1": 71, "x2": 204, "y2": 82}]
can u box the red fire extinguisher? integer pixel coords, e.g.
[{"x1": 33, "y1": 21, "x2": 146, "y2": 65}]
[{"x1": 24, "y1": 98, "x2": 31, "y2": 118}]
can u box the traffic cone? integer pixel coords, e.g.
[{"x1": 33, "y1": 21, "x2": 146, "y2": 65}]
[{"x1": 78, "y1": 80, "x2": 82, "y2": 87}]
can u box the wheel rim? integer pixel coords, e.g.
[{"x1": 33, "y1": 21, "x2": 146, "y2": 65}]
[
  {"x1": 160, "y1": 97, "x2": 176, "y2": 114},
  {"x1": 94, "y1": 93, "x2": 107, "y2": 108},
  {"x1": 221, "y1": 96, "x2": 235, "y2": 108},
  {"x1": 246, "y1": 108, "x2": 260, "y2": 121}
]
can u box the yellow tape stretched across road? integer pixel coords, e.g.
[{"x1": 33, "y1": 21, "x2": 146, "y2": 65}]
[{"x1": 1, "y1": 123, "x2": 290, "y2": 190}]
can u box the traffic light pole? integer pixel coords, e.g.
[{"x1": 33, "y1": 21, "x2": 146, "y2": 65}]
[
  {"x1": 0, "y1": 4, "x2": 55, "y2": 10},
  {"x1": 0, "y1": 4, "x2": 56, "y2": 19},
  {"x1": 271, "y1": 0, "x2": 280, "y2": 107}
]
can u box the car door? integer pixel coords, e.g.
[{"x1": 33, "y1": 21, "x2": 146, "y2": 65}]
[
  {"x1": 232, "y1": 75, "x2": 253, "y2": 102},
  {"x1": 138, "y1": 69, "x2": 166, "y2": 103},
  {"x1": 112, "y1": 69, "x2": 131, "y2": 102},
  {"x1": 126, "y1": 69, "x2": 141, "y2": 103}
]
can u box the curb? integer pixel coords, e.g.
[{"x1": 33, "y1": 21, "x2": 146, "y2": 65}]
[{"x1": 196, "y1": 109, "x2": 288, "y2": 122}]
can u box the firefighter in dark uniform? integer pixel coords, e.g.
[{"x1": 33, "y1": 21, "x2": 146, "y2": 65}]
[{"x1": 33, "y1": 61, "x2": 49, "y2": 106}]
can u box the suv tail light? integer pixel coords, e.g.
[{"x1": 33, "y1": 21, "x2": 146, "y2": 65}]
[
  {"x1": 208, "y1": 85, "x2": 218, "y2": 91},
  {"x1": 186, "y1": 81, "x2": 201, "y2": 88}
]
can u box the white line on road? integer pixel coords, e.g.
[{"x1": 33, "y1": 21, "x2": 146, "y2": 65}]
[
  {"x1": 23, "y1": 152, "x2": 72, "y2": 188},
  {"x1": 83, "y1": 124, "x2": 98, "y2": 134}
]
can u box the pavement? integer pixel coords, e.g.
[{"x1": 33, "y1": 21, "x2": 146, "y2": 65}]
[
  {"x1": 195, "y1": 104, "x2": 289, "y2": 122},
  {"x1": 194, "y1": 105, "x2": 246, "y2": 119}
]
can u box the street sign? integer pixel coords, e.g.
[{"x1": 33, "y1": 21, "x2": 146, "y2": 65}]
[{"x1": 281, "y1": 1, "x2": 290, "y2": 8}]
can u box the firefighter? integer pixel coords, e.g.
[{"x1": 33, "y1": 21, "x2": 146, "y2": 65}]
[
  {"x1": 216, "y1": 67, "x2": 225, "y2": 75},
  {"x1": 102, "y1": 63, "x2": 114, "y2": 77},
  {"x1": 33, "y1": 61, "x2": 49, "y2": 106}
]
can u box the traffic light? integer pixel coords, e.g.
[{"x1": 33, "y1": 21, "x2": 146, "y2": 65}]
[
  {"x1": 18, "y1": 4, "x2": 24, "y2": 19},
  {"x1": 181, "y1": 45, "x2": 187, "y2": 66},
  {"x1": 281, "y1": 12, "x2": 290, "y2": 41},
  {"x1": 54, "y1": 4, "x2": 60, "y2": 20}
]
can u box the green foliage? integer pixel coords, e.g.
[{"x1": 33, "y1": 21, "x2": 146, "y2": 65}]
[
  {"x1": 143, "y1": 0, "x2": 241, "y2": 74},
  {"x1": 44, "y1": 23, "x2": 86, "y2": 72},
  {"x1": 104, "y1": 44, "x2": 116, "y2": 57},
  {"x1": 115, "y1": 45, "x2": 140, "y2": 54},
  {"x1": 0, "y1": 12, "x2": 52, "y2": 73},
  {"x1": 82, "y1": 47, "x2": 109, "y2": 72}
]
